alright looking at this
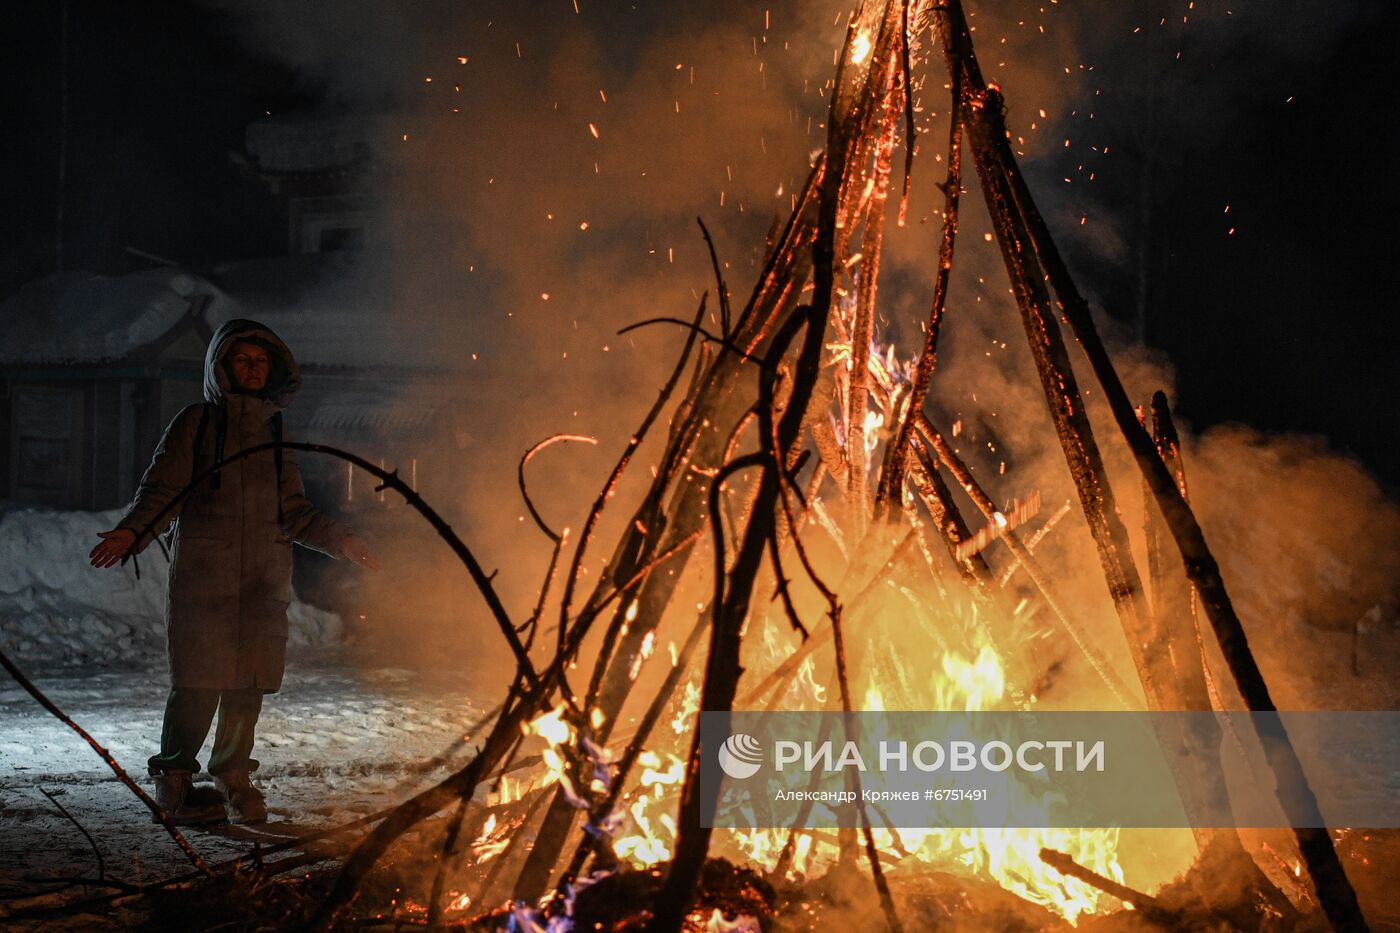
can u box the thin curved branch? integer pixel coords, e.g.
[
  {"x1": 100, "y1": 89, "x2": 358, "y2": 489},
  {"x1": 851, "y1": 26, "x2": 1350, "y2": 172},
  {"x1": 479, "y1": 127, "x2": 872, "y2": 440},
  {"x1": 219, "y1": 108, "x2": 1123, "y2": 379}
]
[
  {"x1": 519, "y1": 435, "x2": 598, "y2": 541},
  {"x1": 561, "y1": 295, "x2": 707, "y2": 661},
  {"x1": 124, "y1": 440, "x2": 539, "y2": 693},
  {"x1": 697, "y1": 217, "x2": 733, "y2": 339},
  {"x1": 39, "y1": 787, "x2": 105, "y2": 882},
  {"x1": 618, "y1": 317, "x2": 773, "y2": 370}
]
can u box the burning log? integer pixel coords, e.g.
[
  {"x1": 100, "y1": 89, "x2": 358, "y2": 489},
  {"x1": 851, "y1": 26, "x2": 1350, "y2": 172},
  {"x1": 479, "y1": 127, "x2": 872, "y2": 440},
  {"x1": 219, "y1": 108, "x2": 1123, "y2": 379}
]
[
  {"x1": 1038, "y1": 848, "x2": 1180, "y2": 926},
  {"x1": 929, "y1": 0, "x2": 1367, "y2": 925},
  {"x1": 844, "y1": 53, "x2": 906, "y2": 541},
  {"x1": 936, "y1": 23, "x2": 1173, "y2": 721},
  {"x1": 1145, "y1": 392, "x2": 1222, "y2": 717},
  {"x1": 651, "y1": 8, "x2": 911, "y2": 928}
]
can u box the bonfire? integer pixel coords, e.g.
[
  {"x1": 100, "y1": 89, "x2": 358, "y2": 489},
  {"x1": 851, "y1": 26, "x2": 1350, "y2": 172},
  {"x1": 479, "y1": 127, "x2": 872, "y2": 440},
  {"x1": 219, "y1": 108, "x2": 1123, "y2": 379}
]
[{"x1": 1, "y1": 1, "x2": 1381, "y2": 930}]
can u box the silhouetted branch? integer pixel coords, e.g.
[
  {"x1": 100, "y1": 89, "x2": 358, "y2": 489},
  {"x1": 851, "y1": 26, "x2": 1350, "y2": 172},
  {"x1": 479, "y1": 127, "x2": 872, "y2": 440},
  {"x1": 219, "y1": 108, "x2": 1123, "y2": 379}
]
[
  {"x1": 39, "y1": 787, "x2": 105, "y2": 883},
  {"x1": 0, "y1": 648, "x2": 211, "y2": 877},
  {"x1": 697, "y1": 217, "x2": 733, "y2": 339},
  {"x1": 618, "y1": 317, "x2": 770, "y2": 369}
]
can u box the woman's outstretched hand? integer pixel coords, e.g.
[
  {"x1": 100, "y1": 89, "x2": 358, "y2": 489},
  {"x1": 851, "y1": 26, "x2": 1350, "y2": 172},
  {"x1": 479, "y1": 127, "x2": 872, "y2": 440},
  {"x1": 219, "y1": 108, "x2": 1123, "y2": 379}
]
[
  {"x1": 340, "y1": 533, "x2": 381, "y2": 571},
  {"x1": 90, "y1": 528, "x2": 137, "y2": 568}
]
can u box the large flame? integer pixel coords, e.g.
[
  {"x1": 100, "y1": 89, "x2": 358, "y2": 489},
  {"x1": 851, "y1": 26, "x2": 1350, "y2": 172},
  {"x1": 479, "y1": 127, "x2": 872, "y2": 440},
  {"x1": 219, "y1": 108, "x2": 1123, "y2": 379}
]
[{"x1": 592, "y1": 616, "x2": 1124, "y2": 925}]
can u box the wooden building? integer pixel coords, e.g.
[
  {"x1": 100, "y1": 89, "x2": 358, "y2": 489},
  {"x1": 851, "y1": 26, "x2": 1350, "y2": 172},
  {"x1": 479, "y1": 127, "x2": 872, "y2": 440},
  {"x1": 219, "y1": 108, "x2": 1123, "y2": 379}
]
[{"x1": 0, "y1": 258, "x2": 464, "y2": 514}]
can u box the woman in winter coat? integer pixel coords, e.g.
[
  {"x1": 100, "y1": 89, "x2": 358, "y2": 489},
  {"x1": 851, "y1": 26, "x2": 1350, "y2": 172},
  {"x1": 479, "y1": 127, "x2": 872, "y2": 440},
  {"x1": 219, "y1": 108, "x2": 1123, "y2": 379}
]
[{"x1": 89, "y1": 318, "x2": 378, "y2": 825}]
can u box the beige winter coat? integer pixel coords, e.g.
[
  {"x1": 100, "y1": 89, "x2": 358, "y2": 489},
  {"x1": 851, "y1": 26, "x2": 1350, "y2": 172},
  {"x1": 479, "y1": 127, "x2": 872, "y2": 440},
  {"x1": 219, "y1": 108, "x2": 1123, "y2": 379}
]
[{"x1": 119, "y1": 319, "x2": 348, "y2": 691}]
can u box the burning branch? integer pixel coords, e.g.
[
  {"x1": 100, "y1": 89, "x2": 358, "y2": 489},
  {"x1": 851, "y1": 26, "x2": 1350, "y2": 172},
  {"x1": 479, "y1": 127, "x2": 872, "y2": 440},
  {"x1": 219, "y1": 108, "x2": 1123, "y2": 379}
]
[
  {"x1": 1038, "y1": 848, "x2": 1178, "y2": 926},
  {"x1": 876, "y1": 46, "x2": 962, "y2": 514},
  {"x1": 650, "y1": 5, "x2": 913, "y2": 928},
  {"x1": 519, "y1": 434, "x2": 598, "y2": 542}
]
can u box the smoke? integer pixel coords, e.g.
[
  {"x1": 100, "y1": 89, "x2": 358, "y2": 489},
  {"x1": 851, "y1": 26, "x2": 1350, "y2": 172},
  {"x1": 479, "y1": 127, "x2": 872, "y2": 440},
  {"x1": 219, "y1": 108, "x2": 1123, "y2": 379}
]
[
  {"x1": 201, "y1": 0, "x2": 1396, "y2": 706},
  {"x1": 185, "y1": 0, "x2": 1400, "y2": 912}
]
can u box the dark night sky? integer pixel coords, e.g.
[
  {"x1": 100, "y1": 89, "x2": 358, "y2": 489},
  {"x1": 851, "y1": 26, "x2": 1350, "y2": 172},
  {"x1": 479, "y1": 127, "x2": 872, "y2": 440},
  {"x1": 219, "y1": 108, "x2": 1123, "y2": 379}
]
[{"x1": 3, "y1": 1, "x2": 1398, "y2": 485}]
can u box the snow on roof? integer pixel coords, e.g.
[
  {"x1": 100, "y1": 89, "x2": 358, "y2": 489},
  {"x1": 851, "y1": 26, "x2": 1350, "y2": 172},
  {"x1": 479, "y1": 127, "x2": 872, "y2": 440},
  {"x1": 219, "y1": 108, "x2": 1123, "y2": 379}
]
[
  {"x1": 0, "y1": 256, "x2": 445, "y2": 373},
  {"x1": 0, "y1": 268, "x2": 224, "y2": 366}
]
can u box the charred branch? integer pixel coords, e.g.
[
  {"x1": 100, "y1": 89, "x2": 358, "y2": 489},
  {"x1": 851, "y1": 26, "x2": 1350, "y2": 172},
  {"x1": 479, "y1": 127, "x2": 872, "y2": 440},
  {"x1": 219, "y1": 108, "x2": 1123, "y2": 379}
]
[{"x1": 877, "y1": 58, "x2": 963, "y2": 514}]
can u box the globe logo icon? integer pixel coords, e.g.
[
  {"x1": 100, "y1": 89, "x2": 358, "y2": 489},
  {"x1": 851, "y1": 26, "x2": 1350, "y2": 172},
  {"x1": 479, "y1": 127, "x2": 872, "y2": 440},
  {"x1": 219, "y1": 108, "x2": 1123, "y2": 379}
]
[{"x1": 717, "y1": 733, "x2": 764, "y2": 779}]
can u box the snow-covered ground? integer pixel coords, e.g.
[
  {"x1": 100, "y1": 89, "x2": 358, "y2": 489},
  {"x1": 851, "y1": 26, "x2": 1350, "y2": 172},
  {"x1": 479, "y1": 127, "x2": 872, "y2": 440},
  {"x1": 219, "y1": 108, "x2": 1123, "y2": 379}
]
[
  {"x1": 0, "y1": 506, "x2": 497, "y2": 919},
  {"x1": 0, "y1": 665, "x2": 488, "y2": 898}
]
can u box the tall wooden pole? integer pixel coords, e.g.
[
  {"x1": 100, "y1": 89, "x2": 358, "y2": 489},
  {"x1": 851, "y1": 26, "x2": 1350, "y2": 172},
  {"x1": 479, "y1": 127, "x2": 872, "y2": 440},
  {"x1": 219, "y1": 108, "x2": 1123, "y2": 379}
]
[{"x1": 935, "y1": 2, "x2": 1367, "y2": 927}]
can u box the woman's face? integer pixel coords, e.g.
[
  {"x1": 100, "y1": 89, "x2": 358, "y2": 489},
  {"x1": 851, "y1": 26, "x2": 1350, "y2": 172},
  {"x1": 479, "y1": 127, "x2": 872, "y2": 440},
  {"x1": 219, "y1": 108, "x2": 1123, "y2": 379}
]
[{"x1": 229, "y1": 341, "x2": 271, "y2": 393}]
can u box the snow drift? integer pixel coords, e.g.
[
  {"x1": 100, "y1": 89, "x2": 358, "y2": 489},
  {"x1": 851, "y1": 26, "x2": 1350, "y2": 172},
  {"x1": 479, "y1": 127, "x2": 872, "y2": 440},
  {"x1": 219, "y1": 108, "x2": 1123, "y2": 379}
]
[{"x1": 0, "y1": 508, "x2": 342, "y2": 669}]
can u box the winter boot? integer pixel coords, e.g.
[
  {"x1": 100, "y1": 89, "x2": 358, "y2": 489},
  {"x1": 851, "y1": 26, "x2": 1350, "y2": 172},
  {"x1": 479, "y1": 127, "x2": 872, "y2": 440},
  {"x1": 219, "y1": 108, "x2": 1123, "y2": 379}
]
[
  {"x1": 214, "y1": 770, "x2": 268, "y2": 824},
  {"x1": 148, "y1": 768, "x2": 226, "y2": 825}
]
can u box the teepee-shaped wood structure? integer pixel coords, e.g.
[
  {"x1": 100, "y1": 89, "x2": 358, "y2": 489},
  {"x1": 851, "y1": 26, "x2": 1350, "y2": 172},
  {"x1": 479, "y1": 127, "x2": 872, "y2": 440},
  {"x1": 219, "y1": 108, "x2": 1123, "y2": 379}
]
[{"x1": 297, "y1": 2, "x2": 1368, "y2": 929}]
